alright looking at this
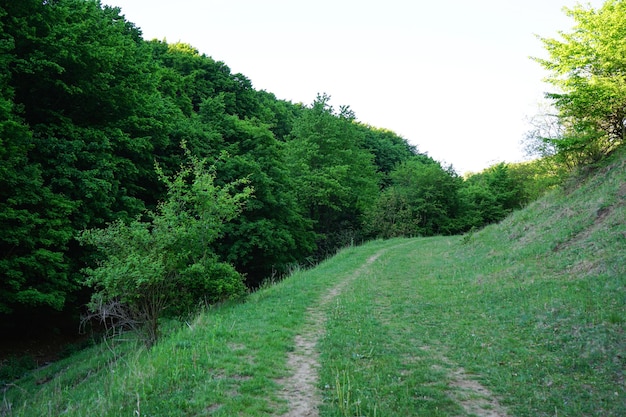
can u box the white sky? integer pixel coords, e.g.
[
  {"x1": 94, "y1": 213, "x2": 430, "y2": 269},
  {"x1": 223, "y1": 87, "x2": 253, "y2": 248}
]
[{"x1": 104, "y1": 0, "x2": 605, "y2": 174}]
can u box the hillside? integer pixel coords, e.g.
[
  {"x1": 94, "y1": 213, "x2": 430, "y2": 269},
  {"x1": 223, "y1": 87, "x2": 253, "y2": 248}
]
[
  {"x1": 2, "y1": 151, "x2": 625, "y2": 416},
  {"x1": 5, "y1": 1, "x2": 535, "y2": 335}
]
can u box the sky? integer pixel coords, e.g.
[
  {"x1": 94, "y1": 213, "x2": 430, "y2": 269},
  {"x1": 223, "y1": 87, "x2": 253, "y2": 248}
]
[{"x1": 104, "y1": 0, "x2": 605, "y2": 174}]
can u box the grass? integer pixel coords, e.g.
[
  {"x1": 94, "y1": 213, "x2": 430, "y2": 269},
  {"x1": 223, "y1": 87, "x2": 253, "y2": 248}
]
[
  {"x1": 2, "y1": 152, "x2": 625, "y2": 416},
  {"x1": 1, "y1": 240, "x2": 402, "y2": 416},
  {"x1": 318, "y1": 238, "x2": 464, "y2": 416}
]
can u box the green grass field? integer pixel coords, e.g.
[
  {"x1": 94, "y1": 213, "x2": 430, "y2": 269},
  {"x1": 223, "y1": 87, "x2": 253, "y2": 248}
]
[{"x1": 2, "y1": 154, "x2": 625, "y2": 416}]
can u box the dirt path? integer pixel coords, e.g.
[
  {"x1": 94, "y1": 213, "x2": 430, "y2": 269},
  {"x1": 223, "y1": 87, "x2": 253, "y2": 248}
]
[
  {"x1": 277, "y1": 252, "x2": 384, "y2": 417},
  {"x1": 448, "y1": 366, "x2": 510, "y2": 417},
  {"x1": 277, "y1": 248, "x2": 510, "y2": 417},
  {"x1": 421, "y1": 344, "x2": 511, "y2": 417}
]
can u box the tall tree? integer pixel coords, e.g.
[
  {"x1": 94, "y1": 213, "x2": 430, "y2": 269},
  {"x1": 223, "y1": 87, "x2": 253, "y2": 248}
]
[
  {"x1": 150, "y1": 41, "x2": 316, "y2": 284},
  {"x1": 0, "y1": 0, "x2": 167, "y2": 330},
  {"x1": 365, "y1": 156, "x2": 463, "y2": 238},
  {"x1": 285, "y1": 94, "x2": 380, "y2": 255},
  {"x1": 210, "y1": 113, "x2": 317, "y2": 285},
  {"x1": 460, "y1": 163, "x2": 525, "y2": 227},
  {"x1": 357, "y1": 124, "x2": 418, "y2": 186},
  {"x1": 0, "y1": 4, "x2": 77, "y2": 316},
  {"x1": 535, "y1": 0, "x2": 626, "y2": 165}
]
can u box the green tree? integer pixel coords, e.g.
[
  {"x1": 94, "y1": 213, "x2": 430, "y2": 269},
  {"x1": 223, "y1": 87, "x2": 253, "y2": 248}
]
[
  {"x1": 285, "y1": 94, "x2": 380, "y2": 255},
  {"x1": 507, "y1": 159, "x2": 565, "y2": 203},
  {"x1": 460, "y1": 163, "x2": 526, "y2": 227},
  {"x1": 535, "y1": 0, "x2": 626, "y2": 165},
  {"x1": 0, "y1": 0, "x2": 174, "y2": 330},
  {"x1": 358, "y1": 124, "x2": 418, "y2": 187},
  {"x1": 254, "y1": 90, "x2": 301, "y2": 141},
  {"x1": 148, "y1": 40, "x2": 260, "y2": 118},
  {"x1": 148, "y1": 39, "x2": 317, "y2": 284},
  {"x1": 0, "y1": 77, "x2": 78, "y2": 316},
  {"x1": 214, "y1": 117, "x2": 317, "y2": 284},
  {"x1": 79, "y1": 150, "x2": 252, "y2": 347},
  {"x1": 0, "y1": 1, "x2": 77, "y2": 319},
  {"x1": 365, "y1": 156, "x2": 463, "y2": 238}
]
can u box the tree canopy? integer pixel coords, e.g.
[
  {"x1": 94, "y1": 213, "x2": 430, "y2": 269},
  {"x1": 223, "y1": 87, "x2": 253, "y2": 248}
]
[
  {"x1": 535, "y1": 0, "x2": 626, "y2": 165},
  {"x1": 0, "y1": 0, "x2": 553, "y2": 339}
]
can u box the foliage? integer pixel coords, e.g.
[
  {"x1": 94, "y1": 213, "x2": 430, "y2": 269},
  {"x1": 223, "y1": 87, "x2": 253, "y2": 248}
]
[
  {"x1": 207, "y1": 110, "x2": 316, "y2": 286},
  {"x1": 365, "y1": 158, "x2": 556, "y2": 239},
  {"x1": 365, "y1": 156, "x2": 463, "y2": 238},
  {"x1": 460, "y1": 162, "x2": 526, "y2": 226},
  {"x1": 357, "y1": 124, "x2": 418, "y2": 186},
  {"x1": 149, "y1": 40, "x2": 317, "y2": 286},
  {"x1": 79, "y1": 150, "x2": 252, "y2": 347},
  {"x1": 535, "y1": 0, "x2": 626, "y2": 165},
  {"x1": 5, "y1": 150, "x2": 626, "y2": 415},
  {"x1": 362, "y1": 188, "x2": 421, "y2": 239},
  {"x1": 0, "y1": 355, "x2": 36, "y2": 384},
  {"x1": 0, "y1": 0, "x2": 165, "y2": 326},
  {"x1": 0, "y1": 1, "x2": 78, "y2": 316},
  {"x1": 506, "y1": 159, "x2": 566, "y2": 202},
  {"x1": 0, "y1": 0, "x2": 543, "y2": 337},
  {"x1": 285, "y1": 94, "x2": 380, "y2": 255}
]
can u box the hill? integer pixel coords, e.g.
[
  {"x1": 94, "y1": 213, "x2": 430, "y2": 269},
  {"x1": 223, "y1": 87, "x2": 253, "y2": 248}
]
[{"x1": 2, "y1": 150, "x2": 625, "y2": 416}]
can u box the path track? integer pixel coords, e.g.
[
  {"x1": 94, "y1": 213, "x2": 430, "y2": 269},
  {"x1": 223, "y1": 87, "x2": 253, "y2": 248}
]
[
  {"x1": 277, "y1": 247, "x2": 510, "y2": 417},
  {"x1": 277, "y1": 251, "x2": 384, "y2": 417},
  {"x1": 447, "y1": 362, "x2": 511, "y2": 417}
]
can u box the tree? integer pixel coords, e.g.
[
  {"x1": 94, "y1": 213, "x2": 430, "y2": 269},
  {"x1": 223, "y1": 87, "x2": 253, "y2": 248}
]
[
  {"x1": 79, "y1": 150, "x2": 252, "y2": 347},
  {"x1": 507, "y1": 160, "x2": 565, "y2": 203},
  {"x1": 0, "y1": 91, "x2": 79, "y2": 317},
  {"x1": 148, "y1": 40, "x2": 260, "y2": 118},
  {"x1": 357, "y1": 124, "x2": 418, "y2": 187},
  {"x1": 365, "y1": 156, "x2": 463, "y2": 238},
  {"x1": 1, "y1": 0, "x2": 438, "y2": 340},
  {"x1": 0, "y1": 0, "x2": 81, "y2": 319},
  {"x1": 0, "y1": 0, "x2": 172, "y2": 330},
  {"x1": 285, "y1": 94, "x2": 380, "y2": 255},
  {"x1": 535, "y1": 0, "x2": 626, "y2": 165},
  {"x1": 207, "y1": 112, "x2": 316, "y2": 286},
  {"x1": 148, "y1": 39, "x2": 317, "y2": 285},
  {"x1": 460, "y1": 163, "x2": 527, "y2": 227}
]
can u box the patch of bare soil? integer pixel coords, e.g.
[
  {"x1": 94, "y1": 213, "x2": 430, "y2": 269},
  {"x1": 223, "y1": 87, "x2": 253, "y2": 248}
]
[
  {"x1": 448, "y1": 367, "x2": 510, "y2": 417},
  {"x1": 277, "y1": 252, "x2": 383, "y2": 417},
  {"x1": 420, "y1": 346, "x2": 511, "y2": 416}
]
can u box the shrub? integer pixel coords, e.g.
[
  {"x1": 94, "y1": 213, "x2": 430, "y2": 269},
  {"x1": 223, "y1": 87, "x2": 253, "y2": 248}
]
[{"x1": 79, "y1": 148, "x2": 252, "y2": 347}]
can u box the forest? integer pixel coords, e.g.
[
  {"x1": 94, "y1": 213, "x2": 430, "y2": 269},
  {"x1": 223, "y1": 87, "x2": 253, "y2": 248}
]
[{"x1": 1, "y1": 0, "x2": 622, "y2": 344}]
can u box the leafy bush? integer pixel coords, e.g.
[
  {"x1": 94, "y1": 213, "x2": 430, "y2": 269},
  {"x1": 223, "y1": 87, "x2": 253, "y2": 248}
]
[{"x1": 79, "y1": 148, "x2": 252, "y2": 347}]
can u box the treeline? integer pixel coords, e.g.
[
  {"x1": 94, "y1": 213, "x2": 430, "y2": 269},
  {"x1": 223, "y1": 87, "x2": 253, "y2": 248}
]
[{"x1": 0, "y1": 0, "x2": 552, "y2": 337}]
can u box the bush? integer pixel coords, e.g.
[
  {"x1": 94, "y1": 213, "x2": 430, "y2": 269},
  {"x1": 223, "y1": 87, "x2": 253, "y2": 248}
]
[{"x1": 79, "y1": 148, "x2": 252, "y2": 347}]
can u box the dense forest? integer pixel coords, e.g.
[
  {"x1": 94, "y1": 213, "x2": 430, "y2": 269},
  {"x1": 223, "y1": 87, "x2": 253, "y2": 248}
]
[{"x1": 1, "y1": 0, "x2": 622, "y2": 342}]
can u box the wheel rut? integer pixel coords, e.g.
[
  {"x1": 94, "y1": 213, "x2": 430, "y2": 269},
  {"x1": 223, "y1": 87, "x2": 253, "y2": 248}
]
[
  {"x1": 276, "y1": 246, "x2": 510, "y2": 417},
  {"x1": 448, "y1": 365, "x2": 511, "y2": 417},
  {"x1": 277, "y1": 252, "x2": 383, "y2": 417}
]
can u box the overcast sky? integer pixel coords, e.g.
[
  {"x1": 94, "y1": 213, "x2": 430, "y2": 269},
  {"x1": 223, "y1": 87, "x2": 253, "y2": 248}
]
[{"x1": 104, "y1": 0, "x2": 605, "y2": 173}]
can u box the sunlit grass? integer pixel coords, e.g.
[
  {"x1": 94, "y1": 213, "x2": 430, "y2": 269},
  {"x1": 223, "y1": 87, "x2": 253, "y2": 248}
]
[
  {"x1": 3, "y1": 155, "x2": 625, "y2": 416},
  {"x1": 2, "y1": 240, "x2": 399, "y2": 416}
]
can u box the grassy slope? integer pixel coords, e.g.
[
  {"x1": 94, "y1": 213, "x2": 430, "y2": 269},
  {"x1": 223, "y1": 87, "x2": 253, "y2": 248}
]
[
  {"x1": 3, "y1": 152, "x2": 625, "y2": 416},
  {"x1": 318, "y1": 152, "x2": 625, "y2": 416}
]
